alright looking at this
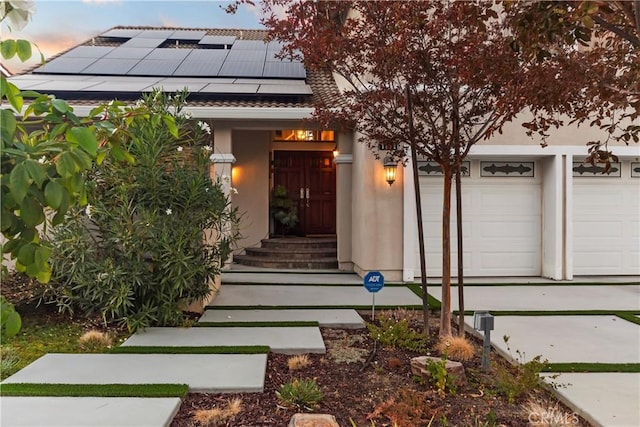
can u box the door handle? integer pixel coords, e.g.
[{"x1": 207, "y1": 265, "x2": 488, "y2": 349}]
[
  {"x1": 300, "y1": 187, "x2": 305, "y2": 200},
  {"x1": 306, "y1": 188, "x2": 310, "y2": 208}
]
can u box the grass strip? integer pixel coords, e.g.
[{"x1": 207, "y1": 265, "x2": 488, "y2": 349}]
[
  {"x1": 543, "y1": 363, "x2": 640, "y2": 373},
  {"x1": 469, "y1": 310, "x2": 640, "y2": 316},
  {"x1": 111, "y1": 345, "x2": 270, "y2": 354},
  {"x1": 616, "y1": 313, "x2": 640, "y2": 326},
  {"x1": 406, "y1": 284, "x2": 441, "y2": 309},
  {"x1": 0, "y1": 383, "x2": 188, "y2": 398},
  {"x1": 195, "y1": 321, "x2": 319, "y2": 327}
]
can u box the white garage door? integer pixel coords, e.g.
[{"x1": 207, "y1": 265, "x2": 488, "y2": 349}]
[
  {"x1": 417, "y1": 160, "x2": 541, "y2": 277},
  {"x1": 573, "y1": 161, "x2": 640, "y2": 275}
]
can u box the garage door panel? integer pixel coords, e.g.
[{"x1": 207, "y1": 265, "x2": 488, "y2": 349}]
[
  {"x1": 418, "y1": 164, "x2": 541, "y2": 277},
  {"x1": 572, "y1": 161, "x2": 640, "y2": 276}
]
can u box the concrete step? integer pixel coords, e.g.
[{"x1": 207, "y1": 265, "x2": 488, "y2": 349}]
[
  {"x1": 0, "y1": 397, "x2": 182, "y2": 427},
  {"x1": 261, "y1": 237, "x2": 337, "y2": 250},
  {"x1": 1, "y1": 353, "x2": 267, "y2": 393},
  {"x1": 244, "y1": 247, "x2": 337, "y2": 259},
  {"x1": 199, "y1": 309, "x2": 365, "y2": 329},
  {"x1": 234, "y1": 255, "x2": 338, "y2": 269},
  {"x1": 211, "y1": 285, "x2": 422, "y2": 307},
  {"x1": 121, "y1": 326, "x2": 326, "y2": 354}
]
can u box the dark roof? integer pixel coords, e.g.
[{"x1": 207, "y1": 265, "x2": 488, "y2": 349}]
[{"x1": 10, "y1": 26, "x2": 342, "y2": 109}]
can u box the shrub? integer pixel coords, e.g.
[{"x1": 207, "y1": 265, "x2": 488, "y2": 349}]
[
  {"x1": 367, "y1": 388, "x2": 437, "y2": 426},
  {"x1": 46, "y1": 90, "x2": 241, "y2": 331},
  {"x1": 0, "y1": 345, "x2": 20, "y2": 375},
  {"x1": 425, "y1": 356, "x2": 458, "y2": 397},
  {"x1": 192, "y1": 398, "x2": 242, "y2": 426},
  {"x1": 78, "y1": 330, "x2": 113, "y2": 352},
  {"x1": 367, "y1": 316, "x2": 428, "y2": 353},
  {"x1": 326, "y1": 332, "x2": 369, "y2": 364},
  {"x1": 435, "y1": 336, "x2": 475, "y2": 361},
  {"x1": 1, "y1": 296, "x2": 21, "y2": 339},
  {"x1": 276, "y1": 378, "x2": 324, "y2": 411},
  {"x1": 288, "y1": 354, "x2": 311, "y2": 371},
  {"x1": 494, "y1": 336, "x2": 548, "y2": 403}
]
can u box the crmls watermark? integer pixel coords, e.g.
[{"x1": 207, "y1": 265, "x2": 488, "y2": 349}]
[{"x1": 528, "y1": 410, "x2": 580, "y2": 426}]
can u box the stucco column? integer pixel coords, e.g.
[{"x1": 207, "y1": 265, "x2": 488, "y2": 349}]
[
  {"x1": 335, "y1": 131, "x2": 354, "y2": 271},
  {"x1": 563, "y1": 154, "x2": 574, "y2": 280},
  {"x1": 541, "y1": 154, "x2": 564, "y2": 280},
  {"x1": 209, "y1": 126, "x2": 236, "y2": 264},
  {"x1": 403, "y1": 153, "x2": 418, "y2": 282}
]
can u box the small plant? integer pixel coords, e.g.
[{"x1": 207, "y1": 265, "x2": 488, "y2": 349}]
[
  {"x1": 368, "y1": 388, "x2": 437, "y2": 426},
  {"x1": 287, "y1": 354, "x2": 311, "y2": 371},
  {"x1": 425, "y1": 356, "x2": 457, "y2": 397},
  {"x1": 270, "y1": 185, "x2": 298, "y2": 235},
  {"x1": 78, "y1": 330, "x2": 113, "y2": 352},
  {"x1": 192, "y1": 398, "x2": 243, "y2": 426},
  {"x1": 0, "y1": 345, "x2": 20, "y2": 375},
  {"x1": 1, "y1": 296, "x2": 21, "y2": 339},
  {"x1": 276, "y1": 378, "x2": 323, "y2": 411},
  {"x1": 436, "y1": 335, "x2": 474, "y2": 361},
  {"x1": 326, "y1": 332, "x2": 369, "y2": 364},
  {"x1": 494, "y1": 336, "x2": 549, "y2": 403},
  {"x1": 367, "y1": 316, "x2": 428, "y2": 353},
  {"x1": 523, "y1": 399, "x2": 579, "y2": 427}
]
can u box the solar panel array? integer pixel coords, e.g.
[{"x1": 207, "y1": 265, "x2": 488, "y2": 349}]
[{"x1": 34, "y1": 29, "x2": 306, "y2": 80}]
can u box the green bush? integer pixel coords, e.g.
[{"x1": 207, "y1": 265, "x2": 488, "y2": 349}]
[
  {"x1": 276, "y1": 378, "x2": 324, "y2": 411},
  {"x1": 494, "y1": 336, "x2": 548, "y2": 403},
  {"x1": 46, "y1": 90, "x2": 241, "y2": 331},
  {"x1": 425, "y1": 356, "x2": 457, "y2": 397},
  {"x1": 0, "y1": 296, "x2": 21, "y2": 338},
  {"x1": 367, "y1": 316, "x2": 429, "y2": 353}
]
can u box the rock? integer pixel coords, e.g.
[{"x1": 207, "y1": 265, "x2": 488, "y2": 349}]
[
  {"x1": 410, "y1": 356, "x2": 467, "y2": 386},
  {"x1": 288, "y1": 413, "x2": 341, "y2": 427}
]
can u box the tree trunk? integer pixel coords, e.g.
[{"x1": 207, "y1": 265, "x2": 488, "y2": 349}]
[
  {"x1": 455, "y1": 163, "x2": 465, "y2": 337},
  {"x1": 407, "y1": 86, "x2": 430, "y2": 335},
  {"x1": 440, "y1": 166, "x2": 453, "y2": 337}
]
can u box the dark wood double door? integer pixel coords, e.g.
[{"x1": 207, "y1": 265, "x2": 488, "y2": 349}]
[{"x1": 273, "y1": 151, "x2": 336, "y2": 235}]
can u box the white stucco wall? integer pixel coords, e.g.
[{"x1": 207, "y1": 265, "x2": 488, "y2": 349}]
[{"x1": 231, "y1": 130, "x2": 270, "y2": 252}]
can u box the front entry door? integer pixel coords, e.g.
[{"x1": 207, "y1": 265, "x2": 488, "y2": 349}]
[{"x1": 273, "y1": 151, "x2": 336, "y2": 235}]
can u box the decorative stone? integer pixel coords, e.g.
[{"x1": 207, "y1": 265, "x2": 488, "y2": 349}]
[
  {"x1": 288, "y1": 413, "x2": 341, "y2": 427},
  {"x1": 410, "y1": 356, "x2": 467, "y2": 386}
]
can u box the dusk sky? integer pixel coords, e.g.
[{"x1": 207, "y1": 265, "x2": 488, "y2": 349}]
[{"x1": 2, "y1": 0, "x2": 265, "y2": 73}]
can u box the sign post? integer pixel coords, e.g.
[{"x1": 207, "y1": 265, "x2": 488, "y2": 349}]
[{"x1": 363, "y1": 271, "x2": 385, "y2": 320}]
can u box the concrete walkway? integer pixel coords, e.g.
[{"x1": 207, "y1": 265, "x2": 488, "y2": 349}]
[
  {"x1": 199, "y1": 308, "x2": 365, "y2": 328},
  {"x1": 122, "y1": 326, "x2": 326, "y2": 354}
]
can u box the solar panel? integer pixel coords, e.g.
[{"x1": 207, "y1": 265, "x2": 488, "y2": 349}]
[
  {"x1": 226, "y1": 49, "x2": 267, "y2": 62},
  {"x1": 184, "y1": 49, "x2": 229, "y2": 61},
  {"x1": 267, "y1": 41, "x2": 285, "y2": 51},
  {"x1": 161, "y1": 77, "x2": 236, "y2": 84},
  {"x1": 33, "y1": 58, "x2": 98, "y2": 74},
  {"x1": 84, "y1": 81, "x2": 157, "y2": 92},
  {"x1": 262, "y1": 62, "x2": 306, "y2": 78},
  {"x1": 144, "y1": 48, "x2": 192, "y2": 61},
  {"x1": 25, "y1": 80, "x2": 103, "y2": 91},
  {"x1": 136, "y1": 30, "x2": 175, "y2": 39},
  {"x1": 257, "y1": 84, "x2": 312, "y2": 95},
  {"x1": 81, "y1": 58, "x2": 140, "y2": 75},
  {"x1": 200, "y1": 83, "x2": 259, "y2": 94},
  {"x1": 199, "y1": 35, "x2": 236, "y2": 46},
  {"x1": 232, "y1": 40, "x2": 268, "y2": 50},
  {"x1": 121, "y1": 38, "x2": 165, "y2": 48},
  {"x1": 169, "y1": 30, "x2": 207, "y2": 41},
  {"x1": 6, "y1": 77, "x2": 50, "y2": 89},
  {"x1": 173, "y1": 60, "x2": 225, "y2": 76},
  {"x1": 219, "y1": 61, "x2": 265, "y2": 77},
  {"x1": 235, "y1": 78, "x2": 308, "y2": 85},
  {"x1": 60, "y1": 46, "x2": 115, "y2": 58},
  {"x1": 129, "y1": 59, "x2": 183, "y2": 76},
  {"x1": 102, "y1": 29, "x2": 143, "y2": 38},
  {"x1": 104, "y1": 47, "x2": 154, "y2": 60},
  {"x1": 150, "y1": 81, "x2": 209, "y2": 92}
]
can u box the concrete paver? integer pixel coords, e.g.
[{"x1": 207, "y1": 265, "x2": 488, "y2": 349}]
[
  {"x1": 429, "y1": 284, "x2": 640, "y2": 311},
  {"x1": 199, "y1": 308, "x2": 365, "y2": 329},
  {"x1": 0, "y1": 397, "x2": 182, "y2": 427},
  {"x1": 1, "y1": 353, "x2": 267, "y2": 393},
  {"x1": 122, "y1": 326, "x2": 326, "y2": 354},
  {"x1": 222, "y1": 270, "x2": 365, "y2": 285},
  {"x1": 541, "y1": 373, "x2": 640, "y2": 427},
  {"x1": 464, "y1": 315, "x2": 640, "y2": 364},
  {"x1": 212, "y1": 285, "x2": 421, "y2": 307}
]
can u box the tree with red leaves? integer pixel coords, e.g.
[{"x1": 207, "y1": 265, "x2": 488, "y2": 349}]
[{"x1": 229, "y1": 1, "x2": 608, "y2": 337}]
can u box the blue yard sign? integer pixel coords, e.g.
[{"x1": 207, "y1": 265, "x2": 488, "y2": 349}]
[{"x1": 364, "y1": 271, "x2": 384, "y2": 293}]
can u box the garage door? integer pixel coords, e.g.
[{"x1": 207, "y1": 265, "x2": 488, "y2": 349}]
[
  {"x1": 573, "y1": 161, "x2": 640, "y2": 275},
  {"x1": 417, "y1": 160, "x2": 541, "y2": 277}
]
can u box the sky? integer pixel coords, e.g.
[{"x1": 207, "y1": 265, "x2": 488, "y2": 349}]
[{"x1": 2, "y1": 0, "x2": 265, "y2": 73}]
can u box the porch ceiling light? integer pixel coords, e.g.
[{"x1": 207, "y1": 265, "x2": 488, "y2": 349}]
[{"x1": 383, "y1": 156, "x2": 397, "y2": 186}]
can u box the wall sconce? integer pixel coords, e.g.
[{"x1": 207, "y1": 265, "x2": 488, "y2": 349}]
[
  {"x1": 333, "y1": 145, "x2": 339, "y2": 158},
  {"x1": 383, "y1": 156, "x2": 397, "y2": 186}
]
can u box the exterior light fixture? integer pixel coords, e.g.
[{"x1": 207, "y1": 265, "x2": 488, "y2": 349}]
[
  {"x1": 383, "y1": 156, "x2": 397, "y2": 186},
  {"x1": 333, "y1": 145, "x2": 339, "y2": 158}
]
